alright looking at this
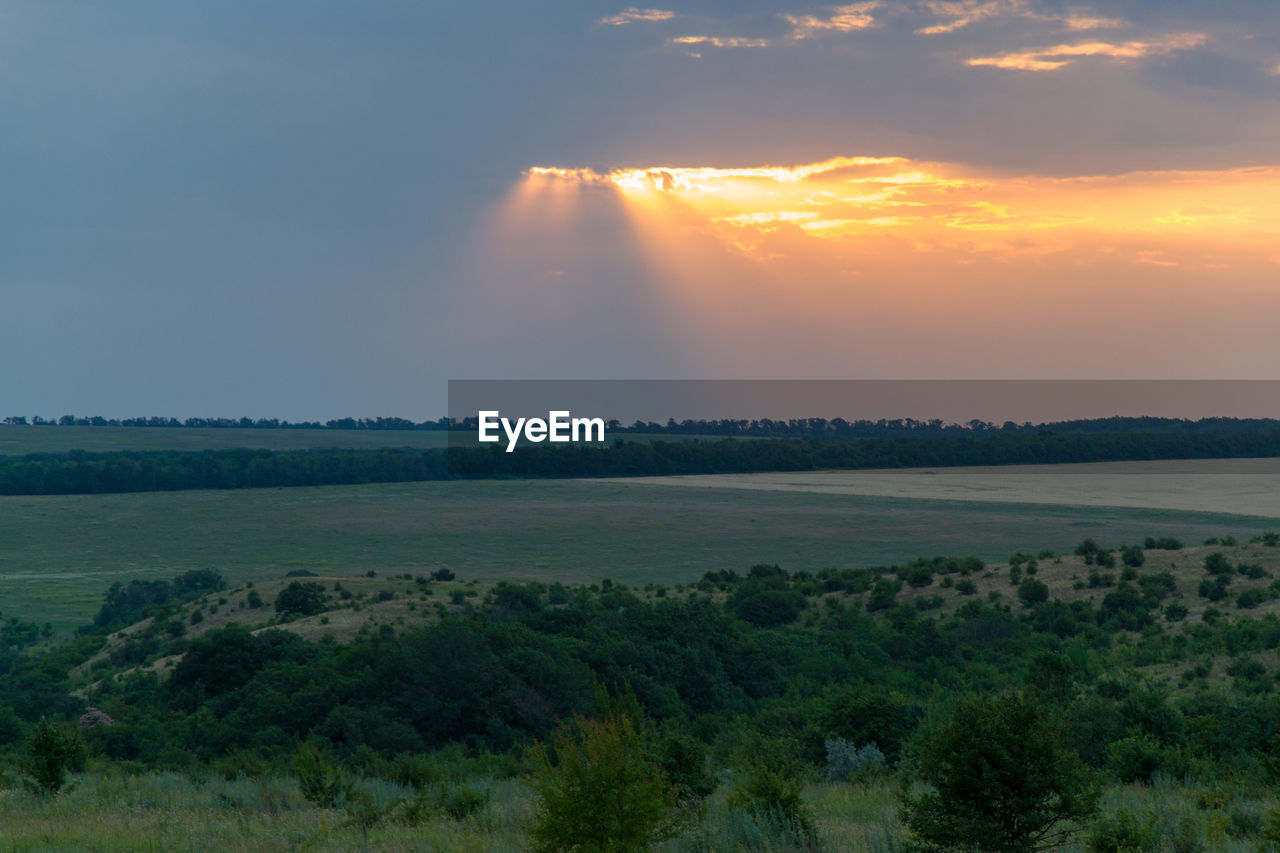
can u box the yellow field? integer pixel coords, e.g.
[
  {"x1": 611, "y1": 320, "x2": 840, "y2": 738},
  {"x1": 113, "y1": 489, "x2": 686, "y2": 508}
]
[{"x1": 600, "y1": 458, "x2": 1280, "y2": 518}]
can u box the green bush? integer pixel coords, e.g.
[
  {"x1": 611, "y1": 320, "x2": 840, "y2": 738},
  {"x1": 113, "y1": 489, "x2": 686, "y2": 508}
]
[
  {"x1": 526, "y1": 712, "x2": 678, "y2": 853},
  {"x1": 294, "y1": 741, "x2": 349, "y2": 808},
  {"x1": 1087, "y1": 805, "x2": 1160, "y2": 852},
  {"x1": 275, "y1": 582, "x2": 326, "y2": 619},
  {"x1": 22, "y1": 719, "x2": 85, "y2": 796},
  {"x1": 900, "y1": 691, "x2": 1099, "y2": 852}
]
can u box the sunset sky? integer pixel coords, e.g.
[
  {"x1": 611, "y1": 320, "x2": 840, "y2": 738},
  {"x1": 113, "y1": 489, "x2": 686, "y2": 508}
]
[{"x1": 3, "y1": 1, "x2": 1279, "y2": 418}]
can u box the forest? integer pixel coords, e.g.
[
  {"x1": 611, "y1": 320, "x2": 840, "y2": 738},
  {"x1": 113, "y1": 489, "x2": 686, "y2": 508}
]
[{"x1": 1, "y1": 426, "x2": 1279, "y2": 495}]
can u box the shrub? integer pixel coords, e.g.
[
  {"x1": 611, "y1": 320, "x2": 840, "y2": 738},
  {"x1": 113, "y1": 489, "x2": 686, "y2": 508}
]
[
  {"x1": 431, "y1": 568, "x2": 456, "y2": 582},
  {"x1": 824, "y1": 738, "x2": 885, "y2": 783},
  {"x1": 526, "y1": 712, "x2": 678, "y2": 853},
  {"x1": 1237, "y1": 588, "x2": 1268, "y2": 609},
  {"x1": 1165, "y1": 603, "x2": 1188, "y2": 622},
  {"x1": 295, "y1": 741, "x2": 349, "y2": 808},
  {"x1": 899, "y1": 690, "x2": 1099, "y2": 853},
  {"x1": 955, "y1": 579, "x2": 977, "y2": 596},
  {"x1": 22, "y1": 719, "x2": 84, "y2": 796},
  {"x1": 1204, "y1": 552, "x2": 1233, "y2": 575},
  {"x1": 1087, "y1": 806, "x2": 1160, "y2": 852},
  {"x1": 275, "y1": 582, "x2": 326, "y2": 618},
  {"x1": 727, "y1": 748, "x2": 815, "y2": 846},
  {"x1": 866, "y1": 577, "x2": 902, "y2": 612},
  {"x1": 1018, "y1": 577, "x2": 1050, "y2": 607},
  {"x1": 1121, "y1": 546, "x2": 1145, "y2": 568}
]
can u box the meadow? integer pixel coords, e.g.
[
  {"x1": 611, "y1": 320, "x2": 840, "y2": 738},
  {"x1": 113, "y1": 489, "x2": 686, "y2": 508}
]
[
  {"x1": 3, "y1": 474, "x2": 1278, "y2": 633},
  {"x1": 0, "y1": 770, "x2": 1272, "y2": 852}
]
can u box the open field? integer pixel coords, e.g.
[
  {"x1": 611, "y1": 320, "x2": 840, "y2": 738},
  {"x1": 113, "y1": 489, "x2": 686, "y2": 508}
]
[
  {"x1": 604, "y1": 457, "x2": 1280, "y2": 517},
  {"x1": 3, "y1": 470, "x2": 1278, "y2": 633}
]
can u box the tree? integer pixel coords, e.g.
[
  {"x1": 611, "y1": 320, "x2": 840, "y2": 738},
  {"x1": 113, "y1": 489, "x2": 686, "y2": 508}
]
[
  {"x1": 899, "y1": 690, "x2": 1099, "y2": 852},
  {"x1": 526, "y1": 710, "x2": 677, "y2": 853},
  {"x1": 1017, "y1": 577, "x2": 1049, "y2": 607},
  {"x1": 23, "y1": 718, "x2": 84, "y2": 796},
  {"x1": 275, "y1": 581, "x2": 326, "y2": 619}
]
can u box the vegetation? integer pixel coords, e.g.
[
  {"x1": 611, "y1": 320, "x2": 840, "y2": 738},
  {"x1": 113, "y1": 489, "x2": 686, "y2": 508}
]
[
  {"x1": 3, "y1": 426, "x2": 1280, "y2": 495},
  {"x1": 900, "y1": 690, "x2": 1099, "y2": 851}
]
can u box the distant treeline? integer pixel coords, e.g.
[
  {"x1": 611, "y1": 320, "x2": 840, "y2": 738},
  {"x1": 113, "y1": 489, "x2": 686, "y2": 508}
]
[
  {"x1": 6, "y1": 414, "x2": 1280, "y2": 437},
  {"x1": 2, "y1": 429, "x2": 1279, "y2": 495}
]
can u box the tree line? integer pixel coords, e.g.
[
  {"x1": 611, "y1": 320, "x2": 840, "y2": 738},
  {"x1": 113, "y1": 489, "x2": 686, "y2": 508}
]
[{"x1": 1, "y1": 428, "x2": 1278, "y2": 494}]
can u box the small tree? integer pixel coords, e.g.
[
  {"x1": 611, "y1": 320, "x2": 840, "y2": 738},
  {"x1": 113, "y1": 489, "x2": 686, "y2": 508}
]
[
  {"x1": 899, "y1": 690, "x2": 1099, "y2": 852},
  {"x1": 295, "y1": 741, "x2": 349, "y2": 808},
  {"x1": 24, "y1": 718, "x2": 84, "y2": 796},
  {"x1": 526, "y1": 711, "x2": 677, "y2": 853},
  {"x1": 275, "y1": 582, "x2": 326, "y2": 619}
]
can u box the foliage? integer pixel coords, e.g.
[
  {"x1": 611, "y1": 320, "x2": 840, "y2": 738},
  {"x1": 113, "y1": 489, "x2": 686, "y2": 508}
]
[
  {"x1": 526, "y1": 711, "x2": 678, "y2": 853},
  {"x1": 899, "y1": 690, "x2": 1099, "y2": 852},
  {"x1": 274, "y1": 582, "x2": 326, "y2": 619},
  {"x1": 294, "y1": 741, "x2": 349, "y2": 808},
  {"x1": 23, "y1": 718, "x2": 85, "y2": 796},
  {"x1": 727, "y1": 745, "x2": 816, "y2": 847},
  {"x1": 824, "y1": 738, "x2": 885, "y2": 783}
]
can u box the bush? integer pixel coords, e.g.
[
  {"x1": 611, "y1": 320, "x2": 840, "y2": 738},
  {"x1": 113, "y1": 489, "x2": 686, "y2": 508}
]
[
  {"x1": 900, "y1": 691, "x2": 1099, "y2": 853},
  {"x1": 824, "y1": 738, "x2": 885, "y2": 783},
  {"x1": 727, "y1": 748, "x2": 815, "y2": 846},
  {"x1": 275, "y1": 582, "x2": 326, "y2": 619},
  {"x1": 955, "y1": 579, "x2": 977, "y2": 596},
  {"x1": 1087, "y1": 806, "x2": 1160, "y2": 852},
  {"x1": 1121, "y1": 546, "x2": 1145, "y2": 568},
  {"x1": 295, "y1": 741, "x2": 349, "y2": 808},
  {"x1": 22, "y1": 719, "x2": 84, "y2": 796},
  {"x1": 1204, "y1": 552, "x2": 1233, "y2": 575},
  {"x1": 526, "y1": 712, "x2": 678, "y2": 853},
  {"x1": 866, "y1": 577, "x2": 902, "y2": 611},
  {"x1": 1017, "y1": 577, "x2": 1049, "y2": 607},
  {"x1": 1237, "y1": 588, "x2": 1269, "y2": 609},
  {"x1": 431, "y1": 568, "x2": 456, "y2": 582}
]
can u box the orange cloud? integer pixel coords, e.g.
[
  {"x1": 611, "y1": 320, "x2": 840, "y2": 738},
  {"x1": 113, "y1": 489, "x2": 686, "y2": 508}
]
[
  {"x1": 670, "y1": 35, "x2": 770, "y2": 49},
  {"x1": 967, "y1": 32, "x2": 1206, "y2": 70},
  {"x1": 522, "y1": 156, "x2": 1280, "y2": 268},
  {"x1": 915, "y1": 0, "x2": 1016, "y2": 35},
  {"x1": 502, "y1": 157, "x2": 1280, "y2": 376},
  {"x1": 598, "y1": 8, "x2": 676, "y2": 26},
  {"x1": 915, "y1": 0, "x2": 1127, "y2": 35},
  {"x1": 783, "y1": 2, "x2": 882, "y2": 39}
]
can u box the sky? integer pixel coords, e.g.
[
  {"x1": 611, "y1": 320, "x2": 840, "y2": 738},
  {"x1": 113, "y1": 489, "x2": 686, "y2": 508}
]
[{"x1": 2, "y1": 1, "x2": 1279, "y2": 420}]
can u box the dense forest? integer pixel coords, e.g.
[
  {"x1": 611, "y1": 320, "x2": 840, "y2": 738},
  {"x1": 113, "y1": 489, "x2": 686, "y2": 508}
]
[
  {"x1": 7, "y1": 413, "x2": 1280, "y2": 437},
  {"x1": 0, "y1": 427, "x2": 1278, "y2": 495}
]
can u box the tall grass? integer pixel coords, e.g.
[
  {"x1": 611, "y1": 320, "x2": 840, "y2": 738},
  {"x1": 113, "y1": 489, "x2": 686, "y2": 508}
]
[{"x1": 2, "y1": 771, "x2": 1278, "y2": 852}]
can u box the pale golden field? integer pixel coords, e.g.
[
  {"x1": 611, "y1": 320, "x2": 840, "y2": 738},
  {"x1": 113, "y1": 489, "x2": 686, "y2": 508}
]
[{"x1": 601, "y1": 458, "x2": 1280, "y2": 517}]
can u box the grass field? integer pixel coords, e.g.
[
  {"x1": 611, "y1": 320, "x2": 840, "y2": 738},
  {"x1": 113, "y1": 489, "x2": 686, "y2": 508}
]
[
  {"x1": 0, "y1": 771, "x2": 1269, "y2": 852},
  {"x1": 605, "y1": 457, "x2": 1280, "y2": 517},
  {"x1": 4, "y1": 472, "x2": 1279, "y2": 633}
]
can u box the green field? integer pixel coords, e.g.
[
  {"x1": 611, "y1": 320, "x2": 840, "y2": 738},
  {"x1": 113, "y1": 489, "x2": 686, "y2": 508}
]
[{"x1": 4, "y1": 477, "x2": 1278, "y2": 633}]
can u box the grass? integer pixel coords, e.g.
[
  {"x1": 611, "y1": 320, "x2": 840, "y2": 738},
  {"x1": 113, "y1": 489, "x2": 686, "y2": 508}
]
[
  {"x1": 4, "y1": 477, "x2": 1278, "y2": 633},
  {"x1": 0, "y1": 771, "x2": 1274, "y2": 852}
]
